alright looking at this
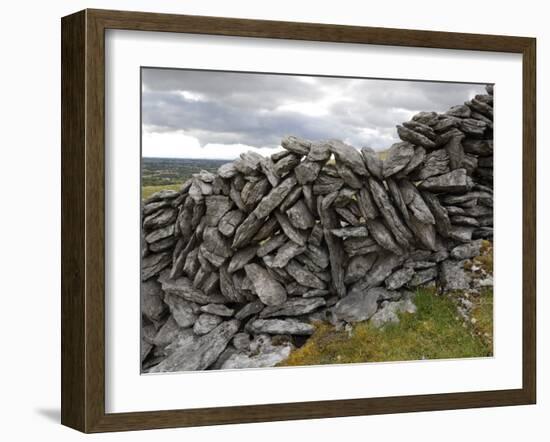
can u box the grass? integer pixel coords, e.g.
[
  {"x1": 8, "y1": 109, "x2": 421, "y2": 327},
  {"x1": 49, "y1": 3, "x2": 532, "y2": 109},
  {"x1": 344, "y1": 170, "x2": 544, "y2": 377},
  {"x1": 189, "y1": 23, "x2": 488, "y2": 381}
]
[
  {"x1": 280, "y1": 287, "x2": 492, "y2": 367},
  {"x1": 470, "y1": 288, "x2": 494, "y2": 348},
  {"x1": 142, "y1": 184, "x2": 181, "y2": 200}
]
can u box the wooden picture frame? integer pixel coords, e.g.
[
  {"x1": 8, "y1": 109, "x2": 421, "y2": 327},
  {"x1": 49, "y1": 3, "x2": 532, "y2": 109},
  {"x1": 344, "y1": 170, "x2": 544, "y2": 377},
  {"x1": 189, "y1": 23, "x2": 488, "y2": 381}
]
[{"x1": 61, "y1": 8, "x2": 536, "y2": 433}]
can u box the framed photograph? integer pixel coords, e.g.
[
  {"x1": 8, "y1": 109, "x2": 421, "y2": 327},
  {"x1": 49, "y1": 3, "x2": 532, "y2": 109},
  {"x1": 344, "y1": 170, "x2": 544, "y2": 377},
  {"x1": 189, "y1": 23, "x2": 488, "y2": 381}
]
[{"x1": 61, "y1": 9, "x2": 536, "y2": 433}]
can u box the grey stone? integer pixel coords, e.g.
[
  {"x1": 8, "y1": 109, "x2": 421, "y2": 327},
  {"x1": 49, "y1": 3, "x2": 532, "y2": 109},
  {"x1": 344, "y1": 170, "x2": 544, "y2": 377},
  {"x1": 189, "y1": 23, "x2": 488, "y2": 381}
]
[
  {"x1": 332, "y1": 288, "x2": 380, "y2": 323},
  {"x1": 440, "y1": 260, "x2": 471, "y2": 291},
  {"x1": 287, "y1": 199, "x2": 315, "y2": 230},
  {"x1": 408, "y1": 267, "x2": 438, "y2": 287},
  {"x1": 143, "y1": 189, "x2": 179, "y2": 204},
  {"x1": 397, "y1": 125, "x2": 436, "y2": 149},
  {"x1": 361, "y1": 147, "x2": 383, "y2": 179},
  {"x1": 365, "y1": 218, "x2": 403, "y2": 255},
  {"x1": 274, "y1": 211, "x2": 307, "y2": 246},
  {"x1": 142, "y1": 252, "x2": 171, "y2": 281},
  {"x1": 307, "y1": 141, "x2": 332, "y2": 162},
  {"x1": 419, "y1": 169, "x2": 473, "y2": 194},
  {"x1": 335, "y1": 161, "x2": 363, "y2": 189},
  {"x1": 257, "y1": 234, "x2": 287, "y2": 258},
  {"x1": 383, "y1": 141, "x2": 415, "y2": 177},
  {"x1": 219, "y1": 265, "x2": 245, "y2": 303},
  {"x1": 145, "y1": 224, "x2": 174, "y2": 244},
  {"x1": 160, "y1": 275, "x2": 226, "y2": 305},
  {"x1": 357, "y1": 187, "x2": 379, "y2": 220},
  {"x1": 295, "y1": 160, "x2": 322, "y2": 184},
  {"x1": 330, "y1": 226, "x2": 369, "y2": 238},
  {"x1": 271, "y1": 241, "x2": 306, "y2": 268},
  {"x1": 328, "y1": 139, "x2": 368, "y2": 175},
  {"x1": 402, "y1": 121, "x2": 436, "y2": 141},
  {"x1": 273, "y1": 153, "x2": 301, "y2": 177},
  {"x1": 143, "y1": 208, "x2": 177, "y2": 230},
  {"x1": 193, "y1": 313, "x2": 223, "y2": 335},
  {"x1": 141, "y1": 279, "x2": 166, "y2": 322},
  {"x1": 149, "y1": 236, "x2": 177, "y2": 253},
  {"x1": 260, "y1": 297, "x2": 326, "y2": 318},
  {"x1": 281, "y1": 135, "x2": 311, "y2": 155},
  {"x1": 345, "y1": 254, "x2": 377, "y2": 285},
  {"x1": 446, "y1": 104, "x2": 471, "y2": 118},
  {"x1": 149, "y1": 320, "x2": 240, "y2": 372},
  {"x1": 343, "y1": 235, "x2": 382, "y2": 257},
  {"x1": 247, "y1": 318, "x2": 315, "y2": 335},
  {"x1": 286, "y1": 260, "x2": 326, "y2": 289},
  {"x1": 399, "y1": 147, "x2": 426, "y2": 177},
  {"x1": 370, "y1": 299, "x2": 417, "y2": 328},
  {"x1": 252, "y1": 217, "x2": 280, "y2": 241},
  {"x1": 385, "y1": 267, "x2": 415, "y2": 290},
  {"x1": 260, "y1": 157, "x2": 280, "y2": 187},
  {"x1": 369, "y1": 178, "x2": 413, "y2": 247},
  {"x1": 232, "y1": 333, "x2": 251, "y2": 352},
  {"x1": 164, "y1": 293, "x2": 199, "y2": 328},
  {"x1": 235, "y1": 300, "x2": 265, "y2": 320},
  {"x1": 218, "y1": 209, "x2": 245, "y2": 237},
  {"x1": 244, "y1": 263, "x2": 287, "y2": 306},
  {"x1": 450, "y1": 239, "x2": 483, "y2": 260},
  {"x1": 218, "y1": 162, "x2": 238, "y2": 179},
  {"x1": 444, "y1": 133, "x2": 465, "y2": 171},
  {"x1": 349, "y1": 252, "x2": 405, "y2": 293},
  {"x1": 221, "y1": 343, "x2": 293, "y2": 369},
  {"x1": 232, "y1": 213, "x2": 263, "y2": 249},
  {"x1": 228, "y1": 245, "x2": 259, "y2": 273},
  {"x1": 203, "y1": 227, "x2": 232, "y2": 258},
  {"x1": 200, "y1": 303, "x2": 235, "y2": 317},
  {"x1": 411, "y1": 148, "x2": 450, "y2": 180},
  {"x1": 253, "y1": 176, "x2": 297, "y2": 219}
]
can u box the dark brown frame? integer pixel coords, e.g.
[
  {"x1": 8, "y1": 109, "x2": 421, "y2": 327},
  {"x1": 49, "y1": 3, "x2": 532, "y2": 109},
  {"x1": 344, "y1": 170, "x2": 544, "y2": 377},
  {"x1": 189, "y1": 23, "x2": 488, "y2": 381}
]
[{"x1": 61, "y1": 8, "x2": 536, "y2": 433}]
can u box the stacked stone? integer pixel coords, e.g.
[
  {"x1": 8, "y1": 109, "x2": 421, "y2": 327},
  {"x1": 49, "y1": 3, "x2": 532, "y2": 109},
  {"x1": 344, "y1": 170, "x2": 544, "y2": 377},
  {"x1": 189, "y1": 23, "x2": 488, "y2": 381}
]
[{"x1": 140, "y1": 85, "x2": 494, "y2": 372}]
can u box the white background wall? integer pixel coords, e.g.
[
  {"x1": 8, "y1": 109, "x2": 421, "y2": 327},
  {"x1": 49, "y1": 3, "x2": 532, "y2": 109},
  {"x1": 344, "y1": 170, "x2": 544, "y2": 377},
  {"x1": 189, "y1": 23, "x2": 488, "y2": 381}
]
[{"x1": 0, "y1": 0, "x2": 546, "y2": 440}]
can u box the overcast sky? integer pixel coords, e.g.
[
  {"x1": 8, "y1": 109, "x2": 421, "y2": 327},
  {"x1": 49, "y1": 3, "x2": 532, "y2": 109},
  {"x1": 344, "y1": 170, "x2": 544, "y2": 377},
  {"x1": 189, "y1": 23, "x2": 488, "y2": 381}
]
[{"x1": 141, "y1": 68, "x2": 486, "y2": 159}]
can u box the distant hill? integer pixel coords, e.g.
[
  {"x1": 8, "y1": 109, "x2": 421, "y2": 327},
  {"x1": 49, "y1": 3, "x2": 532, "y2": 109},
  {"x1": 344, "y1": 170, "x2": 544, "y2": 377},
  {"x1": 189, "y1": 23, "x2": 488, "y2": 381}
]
[{"x1": 142, "y1": 157, "x2": 227, "y2": 187}]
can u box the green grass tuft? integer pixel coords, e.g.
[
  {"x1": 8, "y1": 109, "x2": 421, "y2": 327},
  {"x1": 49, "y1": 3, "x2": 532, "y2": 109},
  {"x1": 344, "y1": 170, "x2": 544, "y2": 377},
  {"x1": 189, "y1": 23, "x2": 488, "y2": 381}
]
[{"x1": 280, "y1": 288, "x2": 492, "y2": 367}]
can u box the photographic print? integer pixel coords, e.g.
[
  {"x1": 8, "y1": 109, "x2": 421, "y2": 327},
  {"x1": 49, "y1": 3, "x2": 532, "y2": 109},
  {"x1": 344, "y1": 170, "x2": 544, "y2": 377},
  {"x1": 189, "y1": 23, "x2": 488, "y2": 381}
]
[{"x1": 140, "y1": 68, "x2": 494, "y2": 374}]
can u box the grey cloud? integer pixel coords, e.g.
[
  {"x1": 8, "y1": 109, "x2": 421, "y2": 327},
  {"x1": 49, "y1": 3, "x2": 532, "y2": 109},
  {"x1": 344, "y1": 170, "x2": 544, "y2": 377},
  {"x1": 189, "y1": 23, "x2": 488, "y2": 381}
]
[{"x1": 142, "y1": 68, "x2": 487, "y2": 151}]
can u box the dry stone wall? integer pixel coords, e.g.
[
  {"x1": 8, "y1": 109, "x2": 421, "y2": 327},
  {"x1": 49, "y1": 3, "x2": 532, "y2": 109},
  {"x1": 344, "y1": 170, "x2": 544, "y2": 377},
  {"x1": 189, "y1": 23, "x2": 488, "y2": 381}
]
[{"x1": 141, "y1": 85, "x2": 494, "y2": 372}]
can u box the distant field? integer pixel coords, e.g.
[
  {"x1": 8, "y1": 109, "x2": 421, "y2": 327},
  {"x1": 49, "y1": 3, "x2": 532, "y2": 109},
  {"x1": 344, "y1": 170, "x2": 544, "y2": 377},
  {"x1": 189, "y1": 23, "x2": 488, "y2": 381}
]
[{"x1": 142, "y1": 157, "x2": 226, "y2": 200}]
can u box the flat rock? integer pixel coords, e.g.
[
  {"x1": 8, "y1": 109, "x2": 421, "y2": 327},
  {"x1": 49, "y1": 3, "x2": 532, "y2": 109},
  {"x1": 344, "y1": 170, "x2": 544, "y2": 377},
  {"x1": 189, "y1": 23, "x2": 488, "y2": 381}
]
[
  {"x1": 203, "y1": 227, "x2": 232, "y2": 258},
  {"x1": 247, "y1": 318, "x2": 315, "y2": 335},
  {"x1": 287, "y1": 199, "x2": 315, "y2": 230},
  {"x1": 273, "y1": 153, "x2": 301, "y2": 177},
  {"x1": 271, "y1": 241, "x2": 306, "y2": 268},
  {"x1": 408, "y1": 267, "x2": 438, "y2": 287},
  {"x1": 232, "y1": 213, "x2": 263, "y2": 249},
  {"x1": 200, "y1": 303, "x2": 235, "y2": 317},
  {"x1": 142, "y1": 252, "x2": 171, "y2": 281},
  {"x1": 164, "y1": 293, "x2": 199, "y2": 328},
  {"x1": 149, "y1": 320, "x2": 240, "y2": 372},
  {"x1": 257, "y1": 234, "x2": 287, "y2": 257},
  {"x1": 397, "y1": 125, "x2": 436, "y2": 149},
  {"x1": 193, "y1": 313, "x2": 223, "y2": 335},
  {"x1": 307, "y1": 141, "x2": 332, "y2": 162},
  {"x1": 370, "y1": 299, "x2": 417, "y2": 328},
  {"x1": 160, "y1": 275, "x2": 226, "y2": 305},
  {"x1": 361, "y1": 147, "x2": 383, "y2": 179},
  {"x1": 383, "y1": 141, "x2": 415, "y2": 177},
  {"x1": 145, "y1": 224, "x2": 174, "y2": 244},
  {"x1": 235, "y1": 300, "x2": 265, "y2": 320},
  {"x1": 274, "y1": 211, "x2": 307, "y2": 246},
  {"x1": 365, "y1": 218, "x2": 403, "y2": 255},
  {"x1": 411, "y1": 149, "x2": 450, "y2": 180},
  {"x1": 218, "y1": 209, "x2": 245, "y2": 237},
  {"x1": 440, "y1": 259, "x2": 471, "y2": 290},
  {"x1": 327, "y1": 140, "x2": 368, "y2": 176},
  {"x1": 444, "y1": 133, "x2": 465, "y2": 170},
  {"x1": 228, "y1": 245, "x2": 258, "y2": 273},
  {"x1": 385, "y1": 267, "x2": 415, "y2": 290},
  {"x1": 345, "y1": 254, "x2": 377, "y2": 285},
  {"x1": 244, "y1": 263, "x2": 287, "y2": 306},
  {"x1": 349, "y1": 252, "x2": 405, "y2": 293},
  {"x1": 143, "y1": 208, "x2": 177, "y2": 230},
  {"x1": 260, "y1": 297, "x2": 326, "y2": 318},
  {"x1": 419, "y1": 169, "x2": 473, "y2": 194},
  {"x1": 141, "y1": 279, "x2": 166, "y2": 321},
  {"x1": 295, "y1": 160, "x2": 322, "y2": 184},
  {"x1": 450, "y1": 239, "x2": 483, "y2": 260},
  {"x1": 281, "y1": 135, "x2": 311, "y2": 155},
  {"x1": 332, "y1": 288, "x2": 380, "y2": 323},
  {"x1": 221, "y1": 343, "x2": 293, "y2": 369},
  {"x1": 253, "y1": 176, "x2": 297, "y2": 219},
  {"x1": 330, "y1": 226, "x2": 369, "y2": 238},
  {"x1": 286, "y1": 260, "x2": 326, "y2": 289}
]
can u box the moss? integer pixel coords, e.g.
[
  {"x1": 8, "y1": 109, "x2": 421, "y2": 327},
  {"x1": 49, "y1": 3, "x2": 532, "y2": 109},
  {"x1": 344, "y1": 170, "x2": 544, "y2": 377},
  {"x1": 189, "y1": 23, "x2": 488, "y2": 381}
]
[
  {"x1": 142, "y1": 184, "x2": 182, "y2": 200},
  {"x1": 471, "y1": 288, "x2": 494, "y2": 348},
  {"x1": 280, "y1": 288, "x2": 492, "y2": 368}
]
